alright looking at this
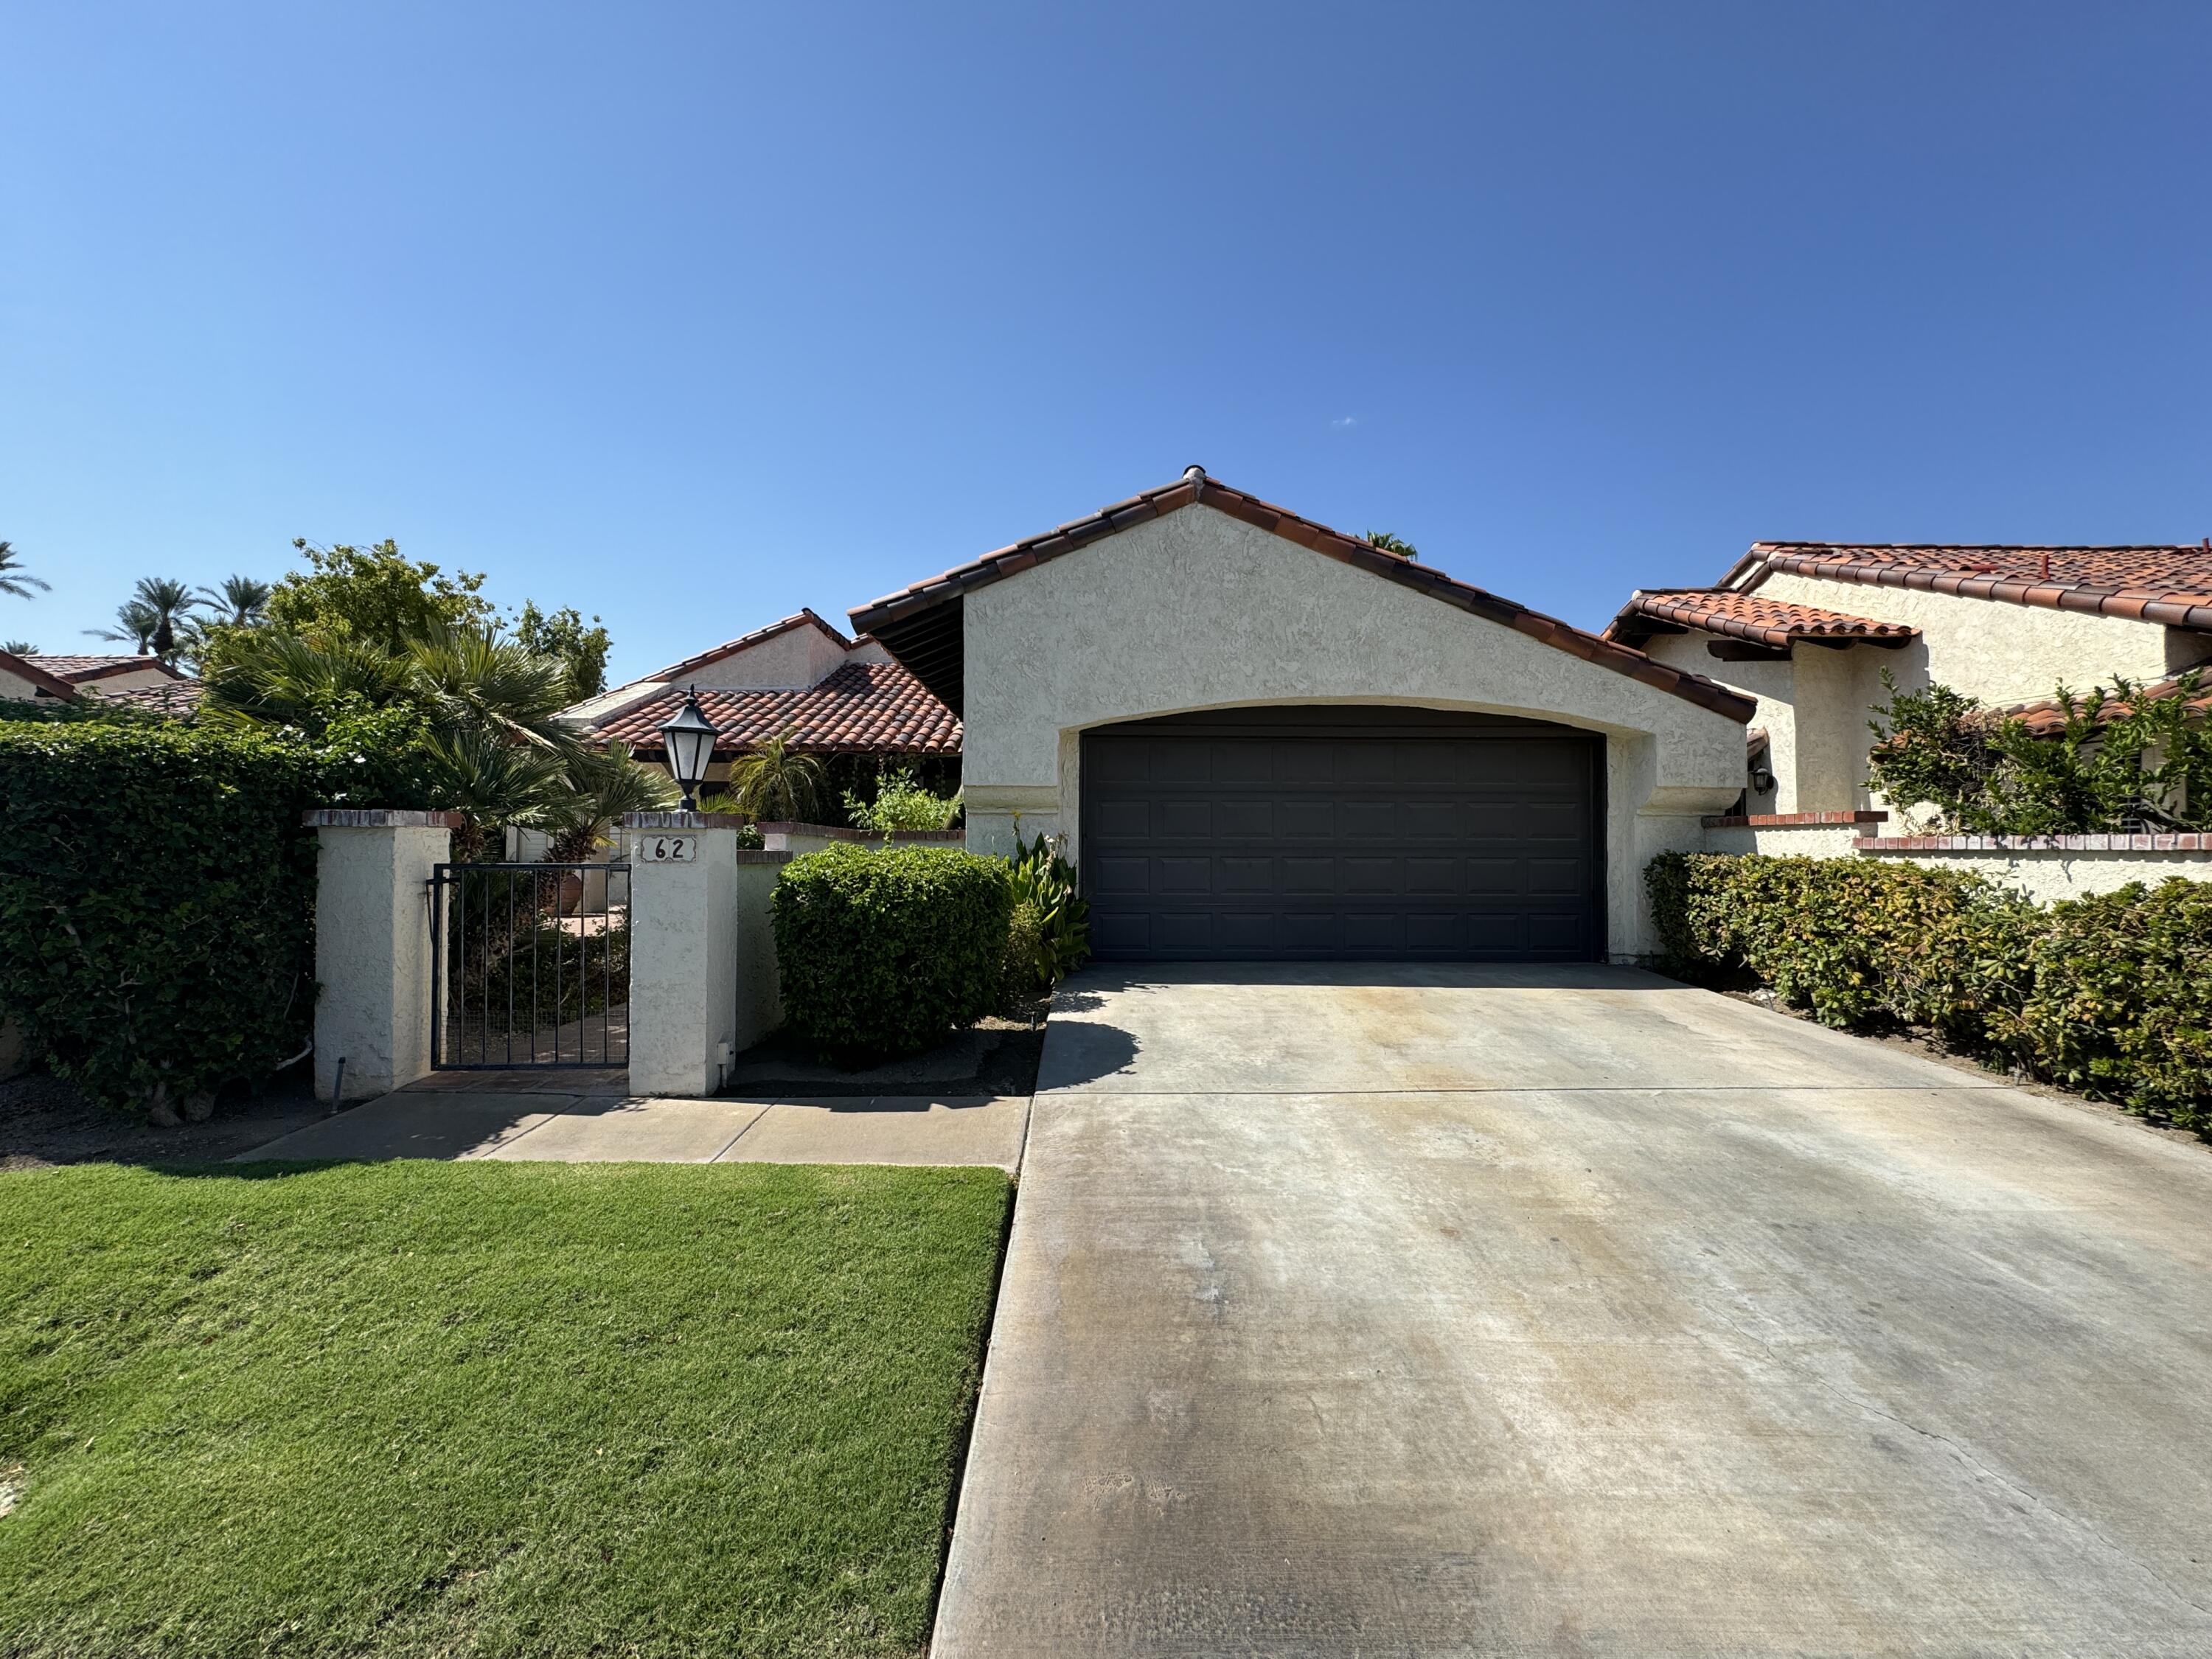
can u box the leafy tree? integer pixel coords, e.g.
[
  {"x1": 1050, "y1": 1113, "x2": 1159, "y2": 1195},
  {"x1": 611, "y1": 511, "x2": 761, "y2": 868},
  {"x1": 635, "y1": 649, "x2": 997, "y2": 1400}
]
[
  {"x1": 514, "y1": 601, "x2": 613, "y2": 702},
  {"x1": 0, "y1": 542, "x2": 49, "y2": 600},
  {"x1": 841, "y1": 765, "x2": 960, "y2": 832},
  {"x1": 262, "y1": 540, "x2": 492, "y2": 653},
  {"x1": 712, "y1": 732, "x2": 825, "y2": 822},
  {"x1": 1868, "y1": 668, "x2": 2212, "y2": 833},
  {"x1": 1365, "y1": 531, "x2": 1419, "y2": 557}
]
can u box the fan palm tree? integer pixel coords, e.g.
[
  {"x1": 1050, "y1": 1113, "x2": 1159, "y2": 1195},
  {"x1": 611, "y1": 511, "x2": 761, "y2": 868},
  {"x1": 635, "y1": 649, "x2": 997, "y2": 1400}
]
[
  {"x1": 0, "y1": 543, "x2": 48, "y2": 600},
  {"x1": 198, "y1": 574, "x2": 273, "y2": 627},
  {"x1": 406, "y1": 625, "x2": 580, "y2": 753},
  {"x1": 421, "y1": 725, "x2": 577, "y2": 861},
  {"x1": 716, "y1": 731, "x2": 827, "y2": 823},
  {"x1": 200, "y1": 628, "x2": 414, "y2": 726},
  {"x1": 543, "y1": 743, "x2": 680, "y2": 860},
  {"x1": 2, "y1": 641, "x2": 36, "y2": 656}
]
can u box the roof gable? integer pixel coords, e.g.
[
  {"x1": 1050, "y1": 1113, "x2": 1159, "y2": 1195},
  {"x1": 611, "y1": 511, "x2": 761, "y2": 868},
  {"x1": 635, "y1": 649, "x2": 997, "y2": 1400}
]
[
  {"x1": 0, "y1": 650, "x2": 80, "y2": 699},
  {"x1": 1606, "y1": 589, "x2": 1919, "y2": 650},
  {"x1": 850, "y1": 470, "x2": 1754, "y2": 723}
]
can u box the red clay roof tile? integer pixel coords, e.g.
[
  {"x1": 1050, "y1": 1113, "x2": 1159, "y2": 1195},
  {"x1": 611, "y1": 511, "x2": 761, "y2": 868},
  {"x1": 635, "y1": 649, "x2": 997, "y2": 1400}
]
[
  {"x1": 1604, "y1": 590, "x2": 1919, "y2": 650},
  {"x1": 1742, "y1": 543, "x2": 2212, "y2": 630},
  {"x1": 588, "y1": 659, "x2": 960, "y2": 757}
]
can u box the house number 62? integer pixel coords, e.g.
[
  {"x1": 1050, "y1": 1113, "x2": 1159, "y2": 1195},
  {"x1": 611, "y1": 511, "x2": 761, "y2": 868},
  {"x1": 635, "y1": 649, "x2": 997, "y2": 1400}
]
[{"x1": 638, "y1": 835, "x2": 696, "y2": 863}]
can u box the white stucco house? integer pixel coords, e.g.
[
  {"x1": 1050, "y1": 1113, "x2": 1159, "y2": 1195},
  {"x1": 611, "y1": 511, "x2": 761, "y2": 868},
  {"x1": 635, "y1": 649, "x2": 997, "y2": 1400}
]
[
  {"x1": 0, "y1": 650, "x2": 198, "y2": 713},
  {"x1": 560, "y1": 608, "x2": 961, "y2": 789},
  {"x1": 1604, "y1": 543, "x2": 2212, "y2": 816},
  {"x1": 848, "y1": 467, "x2": 1754, "y2": 964}
]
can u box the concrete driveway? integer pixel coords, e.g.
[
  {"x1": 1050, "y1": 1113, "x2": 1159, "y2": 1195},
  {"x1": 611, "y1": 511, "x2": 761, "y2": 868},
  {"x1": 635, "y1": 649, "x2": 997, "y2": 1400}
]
[{"x1": 936, "y1": 964, "x2": 2212, "y2": 1658}]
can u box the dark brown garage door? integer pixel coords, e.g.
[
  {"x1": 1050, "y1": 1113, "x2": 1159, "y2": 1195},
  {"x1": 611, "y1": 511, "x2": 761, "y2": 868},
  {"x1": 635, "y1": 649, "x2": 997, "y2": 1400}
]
[{"x1": 1081, "y1": 706, "x2": 1603, "y2": 962}]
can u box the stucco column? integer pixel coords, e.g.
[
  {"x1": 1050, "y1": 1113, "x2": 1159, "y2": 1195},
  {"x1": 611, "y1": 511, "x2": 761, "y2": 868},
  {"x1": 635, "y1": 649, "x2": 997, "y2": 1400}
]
[
  {"x1": 622, "y1": 812, "x2": 745, "y2": 1097},
  {"x1": 304, "y1": 809, "x2": 462, "y2": 1102}
]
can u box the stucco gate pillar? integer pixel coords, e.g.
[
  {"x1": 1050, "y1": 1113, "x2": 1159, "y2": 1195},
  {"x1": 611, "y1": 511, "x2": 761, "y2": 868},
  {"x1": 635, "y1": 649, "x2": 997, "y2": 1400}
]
[
  {"x1": 622, "y1": 811, "x2": 752, "y2": 1097},
  {"x1": 303, "y1": 808, "x2": 462, "y2": 1103}
]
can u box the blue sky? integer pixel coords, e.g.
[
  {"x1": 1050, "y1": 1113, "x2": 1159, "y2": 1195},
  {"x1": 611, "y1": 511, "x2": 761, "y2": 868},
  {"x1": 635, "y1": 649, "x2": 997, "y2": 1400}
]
[{"x1": 3, "y1": 2, "x2": 2207, "y2": 684}]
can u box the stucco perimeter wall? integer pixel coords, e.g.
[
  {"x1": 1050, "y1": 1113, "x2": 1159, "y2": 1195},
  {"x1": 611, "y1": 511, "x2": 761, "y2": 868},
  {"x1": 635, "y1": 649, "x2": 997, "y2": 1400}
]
[
  {"x1": 961, "y1": 504, "x2": 1747, "y2": 959},
  {"x1": 1702, "y1": 821, "x2": 1866, "y2": 859},
  {"x1": 1753, "y1": 572, "x2": 2174, "y2": 704},
  {"x1": 1856, "y1": 841, "x2": 2212, "y2": 905}
]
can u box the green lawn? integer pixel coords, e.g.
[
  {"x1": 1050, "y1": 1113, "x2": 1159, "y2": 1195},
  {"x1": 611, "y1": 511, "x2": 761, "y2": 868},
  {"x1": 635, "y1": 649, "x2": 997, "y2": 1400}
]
[{"x1": 0, "y1": 1160, "x2": 1011, "y2": 1658}]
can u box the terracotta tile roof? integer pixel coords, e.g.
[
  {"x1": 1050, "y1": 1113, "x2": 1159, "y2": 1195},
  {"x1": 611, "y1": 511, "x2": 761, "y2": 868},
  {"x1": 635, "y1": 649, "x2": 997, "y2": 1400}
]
[
  {"x1": 636, "y1": 609, "x2": 852, "y2": 685},
  {"x1": 1606, "y1": 589, "x2": 1919, "y2": 650},
  {"x1": 589, "y1": 659, "x2": 961, "y2": 756},
  {"x1": 24, "y1": 653, "x2": 187, "y2": 683},
  {"x1": 100, "y1": 678, "x2": 204, "y2": 716},
  {"x1": 1736, "y1": 542, "x2": 2212, "y2": 630},
  {"x1": 849, "y1": 470, "x2": 1756, "y2": 725},
  {"x1": 2003, "y1": 661, "x2": 2212, "y2": 739},
  {"x1": 0, "y1": 650, "x2": 80, "y2": 698}
]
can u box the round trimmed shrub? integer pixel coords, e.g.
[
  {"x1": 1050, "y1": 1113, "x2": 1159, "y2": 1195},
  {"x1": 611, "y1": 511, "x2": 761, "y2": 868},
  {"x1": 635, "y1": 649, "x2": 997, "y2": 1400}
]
[{"x1": 770, "y1": 844, "x2": 1014, "y2": 1060}]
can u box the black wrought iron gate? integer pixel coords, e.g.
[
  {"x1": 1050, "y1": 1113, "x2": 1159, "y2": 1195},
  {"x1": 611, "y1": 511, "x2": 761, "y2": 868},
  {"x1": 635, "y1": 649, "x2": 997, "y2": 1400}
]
[{"x1": 429, "y1": 862, "x2": 633, "y2": 1068}]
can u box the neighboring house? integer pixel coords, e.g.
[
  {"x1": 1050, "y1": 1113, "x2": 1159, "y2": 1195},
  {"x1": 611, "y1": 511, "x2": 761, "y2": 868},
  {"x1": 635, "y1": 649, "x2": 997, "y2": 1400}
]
[
  {"x1": 0, "y1": 650, "x2": 199, "y2": 712},
  {"x1": 561, "y1": 609, "x2": 961, "y2": 788},
  {"x1": 849, "y1": 467, "x2": 1754, "y2": 964},
  {"x1": 1604, "y1": 544, "x2": 2212, "y2": 816}
]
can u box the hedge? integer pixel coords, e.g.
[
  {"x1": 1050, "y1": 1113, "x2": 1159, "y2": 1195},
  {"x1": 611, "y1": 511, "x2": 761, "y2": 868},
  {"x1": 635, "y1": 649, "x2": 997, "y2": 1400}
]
[
  {"x1": 0, "y1": 714, "x2": 434, "y2": 1117},
  {"x1": 770, "y1": 844, "x2": 1014, "y2": 1060},
  {"x1": 1646, "y1": 852, "x2": 2212, "y2": 1130}
]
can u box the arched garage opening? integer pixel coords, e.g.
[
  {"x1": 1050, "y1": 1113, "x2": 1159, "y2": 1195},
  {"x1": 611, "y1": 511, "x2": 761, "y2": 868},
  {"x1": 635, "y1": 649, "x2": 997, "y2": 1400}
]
[{"x1": 1079, "y1": 706, "x2": 1604, "y2": 963}]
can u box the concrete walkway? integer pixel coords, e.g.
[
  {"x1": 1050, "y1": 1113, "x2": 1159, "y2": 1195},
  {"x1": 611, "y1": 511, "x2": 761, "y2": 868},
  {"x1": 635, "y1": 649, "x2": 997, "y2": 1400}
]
[
  {"x1": 936, "y1": 963, "x2": 2212, "y2": 1658},
  {"x1": 239, "y1": 1079, "x2": 1027, "y2": 1169}
]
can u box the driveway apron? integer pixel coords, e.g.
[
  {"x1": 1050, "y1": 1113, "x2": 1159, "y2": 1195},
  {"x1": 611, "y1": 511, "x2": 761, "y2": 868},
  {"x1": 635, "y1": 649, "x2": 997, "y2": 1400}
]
[{"x1": 934, "y1": 964, "x2": 2212, "y2": 1658}]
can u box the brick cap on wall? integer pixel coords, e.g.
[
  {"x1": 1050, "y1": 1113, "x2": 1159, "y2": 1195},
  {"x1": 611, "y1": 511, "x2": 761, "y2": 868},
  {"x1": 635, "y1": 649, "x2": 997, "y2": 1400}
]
[
  {"x1": 1860, "y1": 832, "x2": 2212, "y2": 853},
  {"x1": 621, "y1": 811, "x2": 754, "y2": 829},
  {"x1": 301, "y1": 809, "x2": 467, "y2": 828},
  {"x1": 756, "y1": 819, "x2": 965, "y2": 843},
  {"x1": 734, "y1": 849, "x2": 796, "y2": 866},
  {"x1": 1701, "y1": 811, "x2": 1889, "y2": 829}
]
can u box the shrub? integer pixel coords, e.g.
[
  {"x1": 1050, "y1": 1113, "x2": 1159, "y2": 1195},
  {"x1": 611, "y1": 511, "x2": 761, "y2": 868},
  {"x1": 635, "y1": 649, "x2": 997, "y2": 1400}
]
[
  {"x1": 1001, "y1": 830, "x2": 1089, "y2": 997},
  {"x1": 842, "y1": 766, "x2": 961, "y2": 833},
  {"x1": 771, "y1": 844, "x2": 1013, "y2": 1060},
  {"x1": 0, "y1": 715, "x2": 441, "y2": 1118},
  {"x1": 1646, "y1": 852, "x2": 2212, "y2": 1128}
]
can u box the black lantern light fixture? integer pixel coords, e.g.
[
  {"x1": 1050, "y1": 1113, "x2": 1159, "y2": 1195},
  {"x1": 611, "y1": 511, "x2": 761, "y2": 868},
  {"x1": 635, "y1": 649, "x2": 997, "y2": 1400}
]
[{"x1": 658, "y1": 686, "x2": 717, "y2": 811}]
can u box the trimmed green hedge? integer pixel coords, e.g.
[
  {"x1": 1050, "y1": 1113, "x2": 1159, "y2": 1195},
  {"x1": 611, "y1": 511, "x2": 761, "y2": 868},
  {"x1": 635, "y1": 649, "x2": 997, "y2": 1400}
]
[
  {"x1": 1647, "y1": 852, "x2": 2212, "y2": 1130},
  {"x1": 0, "y1": 715, "x2": 434, "y2": 1116},
  {"x1": 771, "y1": 844, "x2": 1014, "y2": 1060}
]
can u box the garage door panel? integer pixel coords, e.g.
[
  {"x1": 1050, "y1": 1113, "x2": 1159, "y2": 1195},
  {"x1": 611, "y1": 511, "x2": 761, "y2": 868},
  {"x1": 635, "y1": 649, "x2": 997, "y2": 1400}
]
[{"x1": 1083, "y1": 714, "x2": 1600, "y2": 962}]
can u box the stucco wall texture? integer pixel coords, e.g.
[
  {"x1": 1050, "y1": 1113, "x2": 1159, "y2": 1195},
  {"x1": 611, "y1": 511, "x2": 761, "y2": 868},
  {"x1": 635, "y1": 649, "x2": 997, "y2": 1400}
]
[
  {"x1": 959, "y1": 504, "x2": 1747, "y2": 959},
  {"x1": 1857, "y1": 846, "x2": 2212, "y2": 905}
]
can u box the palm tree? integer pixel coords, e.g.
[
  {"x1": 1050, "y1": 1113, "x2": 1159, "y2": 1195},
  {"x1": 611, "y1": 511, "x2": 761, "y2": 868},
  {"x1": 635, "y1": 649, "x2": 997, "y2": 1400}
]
[
  {"x1": 543, "y1": 743, "x2": 679, "y2": 860},
  {"x1": 199, "y1": 628, "x2": 414, "y2": 726},
  {"x1": 2, "y1": 641, "x2": 36, "y2": 656},
  {"x1": 131, "y1": 577, "x2": 206, "y2": 659},
  {"x1": 0, "y1": 543, "x2": 47, "y2": 600},
  {"x1": 198, "y1": 574, "x2": 273, "y2": 627},
  {"x1": 421, "y1": 725, "x2": 576, "y2": 862},
  {"x1": 1365, "y1": 531, "x2": 1418, "y2": 557},
  {"x1": 715, "y1": 731, "x2": 827, "y2": 823},
  {"x1": 88, "y1": 598, "x2": 161, "y2": 655}
]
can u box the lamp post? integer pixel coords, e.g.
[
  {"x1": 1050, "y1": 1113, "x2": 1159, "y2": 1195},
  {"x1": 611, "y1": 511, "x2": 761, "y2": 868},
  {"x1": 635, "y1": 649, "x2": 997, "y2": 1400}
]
[{"x1": 658, "y1": 687, "x2": 717, "y2": 811}]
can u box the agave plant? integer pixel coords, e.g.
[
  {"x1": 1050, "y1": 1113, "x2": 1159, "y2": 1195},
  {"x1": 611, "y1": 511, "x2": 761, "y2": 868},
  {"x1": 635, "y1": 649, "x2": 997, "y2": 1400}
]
[{"x1": 717, "y1": 731, "x2": 827, "y2": 823}]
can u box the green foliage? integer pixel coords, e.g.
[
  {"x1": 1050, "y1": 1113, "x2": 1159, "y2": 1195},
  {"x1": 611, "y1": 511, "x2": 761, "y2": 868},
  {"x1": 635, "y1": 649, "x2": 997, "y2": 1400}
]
[
  {"x1": 1868, "y1": 668, "x2": 2212, "y2": 832},
  {"x1": 1647, "y1": 852, "x2": 2212, "y2": 1129},
  {"x1": 540, "y1": 742, "x2": 678, "y2": 860},
  {"x1": 1994, "y1": 878, "x2": 2212, "y2": 1130},
  {"x1": 841, "y1": 765, "x2": 961, "y2": 832},
  {"x1": 1365, "y1": 530, "x2": 1419, "y2": 556},
  {"x1": 512, "y1": 600, "x2": 612, "y2": 702},
  {"x1": 720, "y1": 732, "x2": 827, "y2": 823},
  {"x1": 0, "y1": 725, "x2": 316, "y2": 1114},
  {"x1": 771, "y1": 844, "x2": 1014, "y2": 1060},
  {"x1": 1002, "y1": 828, "x2": 1090, "y2": 995},
  {"x1": 261, "y1": 540, "x2": 493, "y2": 653},
  {"x1": 2, "y1": 640, "x2": 36, "y2": 655}
]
